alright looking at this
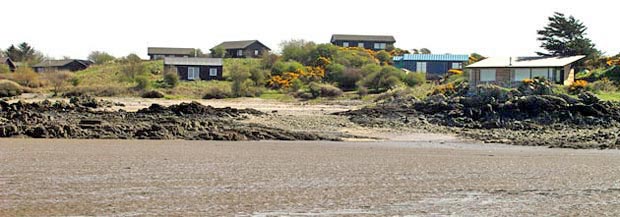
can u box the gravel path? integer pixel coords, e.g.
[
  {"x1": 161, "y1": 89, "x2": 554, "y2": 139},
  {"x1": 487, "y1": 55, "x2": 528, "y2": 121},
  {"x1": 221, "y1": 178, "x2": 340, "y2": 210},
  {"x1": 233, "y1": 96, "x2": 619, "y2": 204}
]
[{"x1": 1, "y1": 138, "x2": 620, "y2": 216}]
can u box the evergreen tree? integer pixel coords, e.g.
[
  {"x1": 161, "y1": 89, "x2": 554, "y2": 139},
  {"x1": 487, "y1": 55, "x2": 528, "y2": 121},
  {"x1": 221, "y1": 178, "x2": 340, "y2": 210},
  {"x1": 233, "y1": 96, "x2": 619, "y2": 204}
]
[{"x1": 537, "y1": 12, "x2": 599, "y2": 58}]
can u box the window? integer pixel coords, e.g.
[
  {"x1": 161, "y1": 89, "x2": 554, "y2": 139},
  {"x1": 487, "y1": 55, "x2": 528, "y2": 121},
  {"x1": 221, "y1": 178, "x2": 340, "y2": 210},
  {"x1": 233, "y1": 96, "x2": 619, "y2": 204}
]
[
  {"x1": 237, "y1": 50, "x2": 243, "y2": 57},
  {"x1": 532, "y1": 68, "x2": 549, "y2": 79},
  {"x1": 254, "y1": 50, "x2": 259, "y2": 56},
  {"x1": 514, "y1": 68, "x2": 530, "y2": 81},
  {"x1": 480, "y1": 69, "x2": 496, "y2": 82},
  {"x1": 209, "y1": 68, "x2": 218, "y2": 76},
  {"x1": 358, "y1": 42, "x2": 364, "y2": 48},
  {"x1": 374, "y1": 43, "x2": 386, "y2": 50},
  {"x1": 416, "y1": 62, "x2": 427, "y2": 73},
  {"x1": 342, "y1": 42, "x2": 349, "y2": 47},
  {"x1": 451, "y1": 62, "x2": 463, "y2": 69},
  {"x1": 188, "y1": 67, "x2": 199, "y2": 80}
]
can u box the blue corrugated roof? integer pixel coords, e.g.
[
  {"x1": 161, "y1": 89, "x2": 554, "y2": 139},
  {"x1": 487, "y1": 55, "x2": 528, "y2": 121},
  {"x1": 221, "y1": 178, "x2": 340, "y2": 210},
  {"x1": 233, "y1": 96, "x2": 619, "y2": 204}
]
[{"x1": 393, "y1": 54, "x2": 469, "y2": 62}]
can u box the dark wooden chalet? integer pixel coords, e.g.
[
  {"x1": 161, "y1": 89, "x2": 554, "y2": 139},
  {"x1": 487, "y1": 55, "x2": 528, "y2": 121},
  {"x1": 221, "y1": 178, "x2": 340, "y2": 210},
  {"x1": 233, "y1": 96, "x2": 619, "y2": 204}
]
[
  {"x1": 212, "y1": 40, "x2": 271, "y2": 58},
  {"x1": 32, "y1": 59, "x2": 90, "y2": 72},
  {"x1": 330, "y1": 34, "x2": 396, "y2": 50},
  {"x1": 394, "y1": 54, "x2": 469, "y2": 80},
  {"x1": 148, "y1": 47, "x2": 197, "y2": 60},
  {"x1": 164, "y1": 57, "x2": 223, "y2": 81},
  {"x1": 1, "y1": 57, "x2": 16, "y2": 72}
]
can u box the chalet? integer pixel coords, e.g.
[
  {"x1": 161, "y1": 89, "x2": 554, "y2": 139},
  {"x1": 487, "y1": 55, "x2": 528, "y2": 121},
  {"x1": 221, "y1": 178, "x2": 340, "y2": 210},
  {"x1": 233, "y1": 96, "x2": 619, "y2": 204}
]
[
  {"x1": 330, "y1": 34, "x2": 396, "y2": 50},
  {"x1": 148, "y1": 47, "x2": 197, "y2": 60},
  {"x1": 32, "y1": 59, "x2": 90, "y2": 72},
  {"x1": 164, "y1": 57, "x2": 223, "y2": 81},
  {"x1": 0, "y1": 57, "x2": 16, "y2": 72},
  {"x1": 394, "y1": 54, "x2": 469, "y2": 79},
  {"x1": 466, "y1": 55, "x2": 586, "y2": 87},
  {"x1": 212, "y1": 40, "x2": 271, "y2": 58}
]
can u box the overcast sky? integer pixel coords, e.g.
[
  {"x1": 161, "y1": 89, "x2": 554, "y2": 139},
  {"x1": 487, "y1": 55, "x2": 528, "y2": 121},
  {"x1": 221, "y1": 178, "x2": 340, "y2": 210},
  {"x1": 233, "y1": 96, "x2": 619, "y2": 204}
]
[{"x1": 2, "y1": 0, "x2": 617, "y2": 59}]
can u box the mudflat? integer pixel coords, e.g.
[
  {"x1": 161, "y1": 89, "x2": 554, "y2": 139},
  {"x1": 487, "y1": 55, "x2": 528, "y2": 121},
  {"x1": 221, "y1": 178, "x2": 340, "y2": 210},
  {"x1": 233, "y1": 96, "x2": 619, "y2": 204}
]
[{"x1": 1, "y1": 138, "x2": 619, "y2": 216}]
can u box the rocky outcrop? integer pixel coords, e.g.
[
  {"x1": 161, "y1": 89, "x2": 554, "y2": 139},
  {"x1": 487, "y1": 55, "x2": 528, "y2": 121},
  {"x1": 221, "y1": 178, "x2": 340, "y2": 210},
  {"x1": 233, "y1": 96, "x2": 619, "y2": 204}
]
[
  {"x1": 0, "y1": 97, "x2": 336, "y2": 141},
  {"x1": 337, "y1": 83, "x2": 620, "y2": 149}
]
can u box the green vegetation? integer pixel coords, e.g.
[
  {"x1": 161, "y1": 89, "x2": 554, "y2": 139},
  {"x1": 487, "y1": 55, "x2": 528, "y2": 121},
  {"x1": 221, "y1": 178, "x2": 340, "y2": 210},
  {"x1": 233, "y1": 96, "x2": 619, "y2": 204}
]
[{"x1": 0, "y1": 80, "x2": 23, "y2": 97}]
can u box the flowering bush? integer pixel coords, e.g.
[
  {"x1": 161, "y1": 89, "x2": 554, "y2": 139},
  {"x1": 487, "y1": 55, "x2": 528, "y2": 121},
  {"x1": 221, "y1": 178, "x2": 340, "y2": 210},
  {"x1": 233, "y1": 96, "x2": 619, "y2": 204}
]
[
  {"x1": 448, "y1": 69, "x2": 463, "y2": 76},
  {"x1": 569, "y1": 80, "x2": 588, "y2": 94},
  {"x1": 431, "y1": 83, "x2": 456, "y2": 95}
]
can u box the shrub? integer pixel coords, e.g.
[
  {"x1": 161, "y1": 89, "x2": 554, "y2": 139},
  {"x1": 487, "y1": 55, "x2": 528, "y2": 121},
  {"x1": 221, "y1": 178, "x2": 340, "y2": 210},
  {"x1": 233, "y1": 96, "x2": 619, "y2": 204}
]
[
  {"x1": 0, "y1": 80, "x2": 23, "y2": 97},
  {"x1": 43, "y1": 71, "x2": 74, "y2": 96},
  {"x1": 375, "y1": 50, "x2": 392, "y2": 65},
  {"x1": 134, "y1": 76, "x2": 151, "y2": 90},
  {"x1": 338, "y1": 67, "x2": 363, "y2": 91},
  {"x1": 289, "y1": 78, "x2": 303, "y2": 92},
  {"x1": 163, "y1": 72, "x2": 179, "y2": 88},
  {"x1": 589, "y1": 78, "x2": 617, "y2": 92},
  {"x1": 518, "y1": 77, "x2": 553, "y2": 95},
  {"x1": 357, "y1": 86, "x2": 368, "y2": 97},
  {"x1": 569, "y1": 80, "x2": 588, "y2": 94},
  {"x1": 308, "y1": 82, "x2": 343, "y2": 98},
  {"x1": 403, "y1": 72, "x2": 426, "y2": 87},
  {"x1": 11, "y1": 67, "x2": 45, "y2": 88},
  {"x1": 359, "y1": 66, "x2": 403, "y2": 93},
  {"x1": 203, "y1": 86, "x2": 232, "y2": 99},
  {"x1": 141, "y1": 90, "x2": 165, "y2": 98},
  {"x1": 87, "y1": 51, "x2": 116, "y2": 64},
  {"x1": 431, "y1": 83, "x2": 456, "y2": 96}
]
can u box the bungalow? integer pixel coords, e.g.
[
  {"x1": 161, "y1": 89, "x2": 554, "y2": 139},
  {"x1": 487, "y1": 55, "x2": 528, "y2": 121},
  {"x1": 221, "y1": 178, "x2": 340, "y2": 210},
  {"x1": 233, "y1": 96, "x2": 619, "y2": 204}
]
[
  {"x1": 148, "y1": 47, "x2": 197, "y2": 60},
  {"x1": 32, "y1": 59, "x2": 90, "y2": 72},
  {"x1": 212, "y1": 40, "x2": 271, "y2": 58},
  {"x1": 330, "y1": 34, "x2": 396, "y2": 50},
  {"x1": 1, "y1": 57, "x2": 16, "y2": 72},
  {"x1": 393, "y1": 54, "x2": 469, "y2": 80},
  {"x1": 466, "y1": 55, "x2": 586, "y2": 87},
  {"x1": 164, "y1": 57, "x2": 223, "y2": 81}
]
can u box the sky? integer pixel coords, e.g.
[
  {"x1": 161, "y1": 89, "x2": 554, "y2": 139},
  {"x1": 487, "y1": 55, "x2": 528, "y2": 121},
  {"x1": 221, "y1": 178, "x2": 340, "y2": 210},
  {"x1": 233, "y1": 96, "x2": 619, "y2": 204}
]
[{"x1": 1, "y1": 0, "x2": 618, "y2": 59}]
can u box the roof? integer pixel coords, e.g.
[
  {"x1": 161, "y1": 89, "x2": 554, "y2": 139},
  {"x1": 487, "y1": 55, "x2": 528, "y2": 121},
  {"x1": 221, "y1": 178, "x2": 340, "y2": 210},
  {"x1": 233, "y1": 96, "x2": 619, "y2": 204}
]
[
  {"x1": 331, "y1": 34, "x2": 396, "y2": 43},
  {"x1": 148, "y1": 47, "x2": 195, "y2": 55},
  {"x1": 32, "y1": 59, "x2": 86, "y2": 68},
  {"x1": 466, "y1": 55, "x2": 586, "y2": 68},
  {"x1": 1, "y1": 57, "x2": 12, "y2": 64},
  {"x1": 212, "y1": 40, "x2": 270, "y2": 50},
  {"x1": 394, "y1": 54, "x2": 469, "y2": 62},
  {"x1": 164, "y1": 57, "x2": 223, "y2": 66}
]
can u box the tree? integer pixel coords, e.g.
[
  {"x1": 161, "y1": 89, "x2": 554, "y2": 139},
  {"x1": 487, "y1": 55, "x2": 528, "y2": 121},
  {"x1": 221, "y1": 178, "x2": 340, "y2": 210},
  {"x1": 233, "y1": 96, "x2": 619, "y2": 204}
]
[
  {"x1": 126, "y1": 53, "x2": 142, "y2": 63},
  {"x1": 210, "y1": 46, "x2": 225, "y2": 58},
  {"x1": 412, "y1": 48, "x2": 431, "y2": 54},
  {"x1": 5, "y1": 45, "x2": 20, "y2": 61},
  {"x1": 229, "y1": 63, "x2": 252, "y2": 97},
  {"x1": 375, "y1": 50, "x2": 392, "y2": 65},
  {"x1": 88, "y1": 51, "x2": 116, "y2": 64},
  {"x1": 537, "y1": 12, "x2": 599, "y2": 59},
  {"x1": 44, "y1": 71, "x2": 74, "y2": 96},
  {"x1": 280, "y1": 39, "x2": 316, "y2": 65},
  {"x1": 468, "y1": 53, "x2": 486, "y2": 65},
  {"x1": 4, "y1": 43, "x2": 44, "y2": 64}
]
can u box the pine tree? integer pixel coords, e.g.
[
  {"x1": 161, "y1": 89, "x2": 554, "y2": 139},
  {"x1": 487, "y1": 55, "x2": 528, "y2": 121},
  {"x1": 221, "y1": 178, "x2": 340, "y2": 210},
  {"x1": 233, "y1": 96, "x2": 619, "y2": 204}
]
[{"x1": 537, "y1": 12, "x2": 599, "y2": 58}]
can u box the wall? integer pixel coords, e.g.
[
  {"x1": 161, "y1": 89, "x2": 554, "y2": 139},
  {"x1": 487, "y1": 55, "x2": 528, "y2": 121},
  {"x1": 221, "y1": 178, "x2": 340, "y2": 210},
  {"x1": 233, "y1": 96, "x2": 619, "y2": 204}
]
[{"x1": 170, "y1": 65, "x2": 223, "y2": 81}]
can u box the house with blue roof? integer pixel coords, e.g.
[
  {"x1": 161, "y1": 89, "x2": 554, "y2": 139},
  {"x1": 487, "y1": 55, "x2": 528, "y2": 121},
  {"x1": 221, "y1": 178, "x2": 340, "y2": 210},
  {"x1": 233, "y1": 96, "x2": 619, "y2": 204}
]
[{"x1": 393, "y1": 54, "x2": 469, "y2": 79}]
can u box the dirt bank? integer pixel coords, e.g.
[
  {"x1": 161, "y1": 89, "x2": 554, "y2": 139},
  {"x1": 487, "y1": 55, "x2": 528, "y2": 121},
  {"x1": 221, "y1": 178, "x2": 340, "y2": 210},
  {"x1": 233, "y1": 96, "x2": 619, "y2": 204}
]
[{"x1": 0, "y1": 96, "x2": 337, "y2": 141}]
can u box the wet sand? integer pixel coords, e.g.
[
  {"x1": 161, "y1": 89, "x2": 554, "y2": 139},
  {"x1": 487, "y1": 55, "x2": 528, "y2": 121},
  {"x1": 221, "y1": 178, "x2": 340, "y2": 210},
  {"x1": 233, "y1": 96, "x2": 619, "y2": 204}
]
[{"x1": 1, "y1": 138, "x2": 619, "y2": 216}]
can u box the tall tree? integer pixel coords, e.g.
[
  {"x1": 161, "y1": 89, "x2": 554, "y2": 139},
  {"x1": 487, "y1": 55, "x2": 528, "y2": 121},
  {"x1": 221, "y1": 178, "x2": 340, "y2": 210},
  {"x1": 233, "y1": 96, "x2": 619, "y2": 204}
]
[
  {"x1": 5, "y1": 45, "x2": 20, "y2": 61},
  {"x1": 536, "y1": 12, "x2": 599, "y2": 58}
]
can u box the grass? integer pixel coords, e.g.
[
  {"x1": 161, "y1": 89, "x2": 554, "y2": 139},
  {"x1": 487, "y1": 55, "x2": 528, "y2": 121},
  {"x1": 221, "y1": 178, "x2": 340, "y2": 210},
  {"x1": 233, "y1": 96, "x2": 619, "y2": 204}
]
[{"x1": 595, "y1": 92, "x2": 620, "y2": 101}]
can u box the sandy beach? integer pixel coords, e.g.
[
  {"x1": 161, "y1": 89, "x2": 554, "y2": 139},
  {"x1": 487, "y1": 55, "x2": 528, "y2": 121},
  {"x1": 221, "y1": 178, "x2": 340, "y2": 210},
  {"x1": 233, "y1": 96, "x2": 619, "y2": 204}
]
[{"x1": 1, "y1": 138, "x2": 619, "y2": 216}]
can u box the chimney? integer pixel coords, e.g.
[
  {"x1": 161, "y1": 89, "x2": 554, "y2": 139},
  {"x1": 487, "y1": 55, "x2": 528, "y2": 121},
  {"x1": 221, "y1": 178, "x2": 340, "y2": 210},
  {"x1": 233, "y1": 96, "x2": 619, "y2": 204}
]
[{"x1": 509, "y1": 57, "x2": 512, "y2": 66}]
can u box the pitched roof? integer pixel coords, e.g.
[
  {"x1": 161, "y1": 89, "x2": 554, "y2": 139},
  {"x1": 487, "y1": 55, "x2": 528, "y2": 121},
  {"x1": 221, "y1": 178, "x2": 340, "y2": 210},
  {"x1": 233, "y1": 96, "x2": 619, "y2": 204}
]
[
  {"x1": 164, "y1": 57, "x2": 223, "y2": 66},
  {"x1": 331, "y1": 34, "x2": 396, "y2": 43},
  {"x1": 148, "y1": 47, "x2": 195, "y2": 55},
  {"x1": 394, "y1": 54, "x2": 469, "y2": 62},
  {"x1": 466, "y1": 55, "x2": 586, "y2": 68},
  {"x1": 212, "y1": 40, "x2": 270, "y2": 50},
  {"x1": 32, "y1": 59, "x2": 87, "y2": 68}
]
